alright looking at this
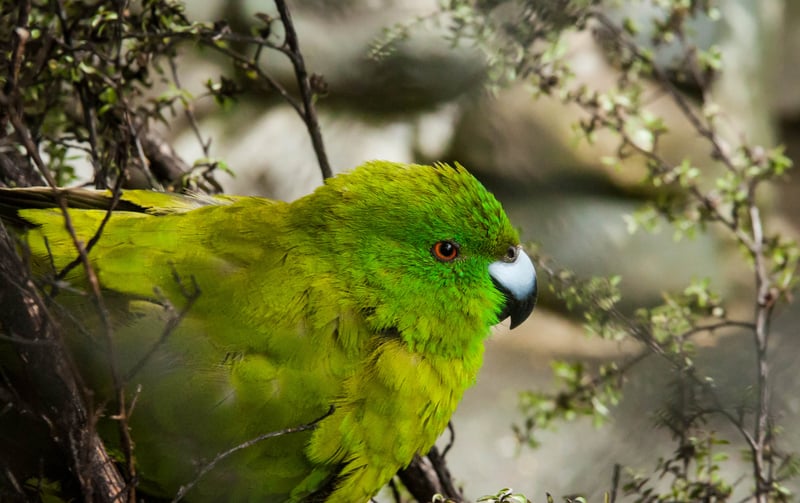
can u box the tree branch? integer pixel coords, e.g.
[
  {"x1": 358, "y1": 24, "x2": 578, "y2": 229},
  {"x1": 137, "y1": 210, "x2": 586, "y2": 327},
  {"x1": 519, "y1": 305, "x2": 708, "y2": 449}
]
[
  {"x1": 0, "y1": 222, "x2": 126, "y2": 503},
  {"x1": 275, "y1": 0, "x2": 332, "y2": 180}
]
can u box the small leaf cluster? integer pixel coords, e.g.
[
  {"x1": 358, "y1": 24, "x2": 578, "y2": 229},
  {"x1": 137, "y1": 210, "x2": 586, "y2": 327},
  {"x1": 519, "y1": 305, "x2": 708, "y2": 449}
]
[
  {"x1": 514, "y1": 359, "x2": 623, "y2": 448},
  {"x1": 372, "y1": 0, "x2": 596, "y2": 94},
  {"x1": 624, "y1": 431, "x2": 733, "y2": 502},
  {"x1": 474, "y1": 488, "x2": 530, "y2": 503},
  {"x1": 0, "y1": 0, "x2": 303, "y2": 192},
  {"x1": 1, "y1": 0, "x2": 191, "y2": 188}
]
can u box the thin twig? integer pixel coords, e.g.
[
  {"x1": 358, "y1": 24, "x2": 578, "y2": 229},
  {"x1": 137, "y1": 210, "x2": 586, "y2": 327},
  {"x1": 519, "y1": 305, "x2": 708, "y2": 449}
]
[
  {"x1": 275, "y1": 0, "x2": 332, "y2": 180},
  {"x1": 609, "y1": 463, "x2": 621, "y2": 503},
  {"x1": 441, "y1": 421, "x2": 456, "y2": 459},
  {"x1": 54, "y1": 0, "x2": 104, "y2": 188},
  {"x1": 171, "y1": 410, "x2": 332, "y2": 503},
  {"x1": 123, "y1": 273, "x2": 201, "y2": 383},
  {"x1": 748, "y1": 195, "x2": 774, "y2": 502},
  {"x1": 387, "y1": 479, "x2": 402, "y2": 503},
  {"x1": 589, "y1": 9, "x2": 739, "y2": 176},
  {"x1": 54, "y1": 176, "x2": 126, "y2": 282},
  {"x1": 0, "y1": 333, "x2": 58, "y2": 345},
  {"x1": 428, "y1": 446, "x2": 461, "y2": 500},
  {"x1": 0, "y1": 0, "x2": 31, "y2": 135},
  {"x1": 169, "y1": 56, "x2": 212, "y2": 159}
]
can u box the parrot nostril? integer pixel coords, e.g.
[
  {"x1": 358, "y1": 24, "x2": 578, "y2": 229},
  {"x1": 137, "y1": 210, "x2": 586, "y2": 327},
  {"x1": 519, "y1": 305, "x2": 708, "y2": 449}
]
[{"x1": 505, "y1": 245, "x2": 518, "y2": 262}]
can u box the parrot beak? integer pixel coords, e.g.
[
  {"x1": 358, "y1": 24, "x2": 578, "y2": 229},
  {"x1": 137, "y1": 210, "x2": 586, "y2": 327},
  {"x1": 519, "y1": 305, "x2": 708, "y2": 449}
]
[{"x1": 489, "y1": 246, "x2": 537, "y2": 329}]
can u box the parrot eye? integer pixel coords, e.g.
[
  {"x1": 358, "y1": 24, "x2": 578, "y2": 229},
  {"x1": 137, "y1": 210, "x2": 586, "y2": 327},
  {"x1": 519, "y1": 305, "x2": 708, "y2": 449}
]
[{"x1": 432, "y1": 240, "x2": 460, "y2": 262}]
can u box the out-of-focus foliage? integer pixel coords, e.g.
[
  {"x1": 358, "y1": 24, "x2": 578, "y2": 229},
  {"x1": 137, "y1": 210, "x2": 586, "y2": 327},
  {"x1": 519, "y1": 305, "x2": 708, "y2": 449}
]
[{"x1": 0, "y1": 0, "x2": 334, "y2": 192}]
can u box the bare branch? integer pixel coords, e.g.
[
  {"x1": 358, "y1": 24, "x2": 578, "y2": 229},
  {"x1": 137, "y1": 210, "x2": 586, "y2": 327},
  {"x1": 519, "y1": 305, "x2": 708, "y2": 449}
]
[
  {"x1": 398, "y1": 446, "x2": 463, "y2": 503},
  {"x1": 171, "y1": 410, "x2": 332, "y2": 503},
  {"x1": 123, "y1": 274, "x2": 201, "y2": 383},
  {"x1": 0, "y1": 221, "x2": 126, "y2": 502},
  {"x1": 275, "y1": 0, "x2": 332, "y2": 180}
]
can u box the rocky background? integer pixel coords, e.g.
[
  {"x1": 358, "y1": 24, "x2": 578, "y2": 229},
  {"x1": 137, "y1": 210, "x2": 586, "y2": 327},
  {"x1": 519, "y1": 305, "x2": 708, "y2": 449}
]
[{"x1": 152, "y1": 0, "x2": 800, "y2": 500}]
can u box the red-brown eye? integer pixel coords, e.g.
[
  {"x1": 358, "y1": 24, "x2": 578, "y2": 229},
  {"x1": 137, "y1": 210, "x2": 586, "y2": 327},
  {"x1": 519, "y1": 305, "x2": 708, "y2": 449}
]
[{"x1": 432, "y1": 240, "x2": 460, "y2": 262}]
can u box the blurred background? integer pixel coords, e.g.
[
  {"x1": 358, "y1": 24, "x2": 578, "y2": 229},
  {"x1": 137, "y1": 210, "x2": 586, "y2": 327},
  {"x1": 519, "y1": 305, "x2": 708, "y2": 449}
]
[{"x1": 152, "y1": 0, "x2": 800, "y2": 500}]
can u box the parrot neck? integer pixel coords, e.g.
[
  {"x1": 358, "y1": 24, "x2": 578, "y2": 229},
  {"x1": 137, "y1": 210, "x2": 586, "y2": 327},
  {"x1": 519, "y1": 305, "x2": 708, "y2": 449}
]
[
  {"x1": 306, "y1": 337, "x2": 485, "y2": 502},
  {"x1": 394, "y1": 324, "x2": 490, "y2": 361}
]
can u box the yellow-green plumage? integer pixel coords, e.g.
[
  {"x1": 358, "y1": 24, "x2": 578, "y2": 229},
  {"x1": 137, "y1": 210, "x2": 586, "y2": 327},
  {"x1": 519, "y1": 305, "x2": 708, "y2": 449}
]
[{"x1": 0, "y1": 161, "x2": 536, "y2": 502}]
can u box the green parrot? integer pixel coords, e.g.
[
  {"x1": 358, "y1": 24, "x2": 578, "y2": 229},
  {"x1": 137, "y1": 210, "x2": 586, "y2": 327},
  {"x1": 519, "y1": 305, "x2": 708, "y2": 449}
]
[{"x1": 0, "y1": 161, "x2": 537, "y2": 502}]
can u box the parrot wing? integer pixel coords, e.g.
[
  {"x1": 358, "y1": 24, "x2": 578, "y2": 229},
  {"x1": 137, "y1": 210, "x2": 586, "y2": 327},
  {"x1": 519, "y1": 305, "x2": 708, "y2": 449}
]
[{"x1": 3, "y1": 187, "x2": 355, "y2": 500}]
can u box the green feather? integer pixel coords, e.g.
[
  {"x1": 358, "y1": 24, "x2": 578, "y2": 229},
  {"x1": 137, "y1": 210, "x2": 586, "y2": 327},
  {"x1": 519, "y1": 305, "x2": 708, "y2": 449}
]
[{"x1": 1, "y1": 161, "x2": 525, "y2": 502}]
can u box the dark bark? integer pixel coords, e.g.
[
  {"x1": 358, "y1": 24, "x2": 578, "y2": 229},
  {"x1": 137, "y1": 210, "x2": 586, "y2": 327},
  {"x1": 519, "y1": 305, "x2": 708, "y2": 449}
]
[
  {"x1": 398, "y1": 446, "x2": 463, "y2": 503},
  {"x1": 0, "y1": 222, "x2": 126, "y2": 502}
]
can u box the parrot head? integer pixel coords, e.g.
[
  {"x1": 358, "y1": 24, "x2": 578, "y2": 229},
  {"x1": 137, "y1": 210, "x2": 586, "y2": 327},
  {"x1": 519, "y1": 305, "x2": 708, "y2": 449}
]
[{"x1": 295, "y1": 161, "x2": 537, "y2": 357}]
